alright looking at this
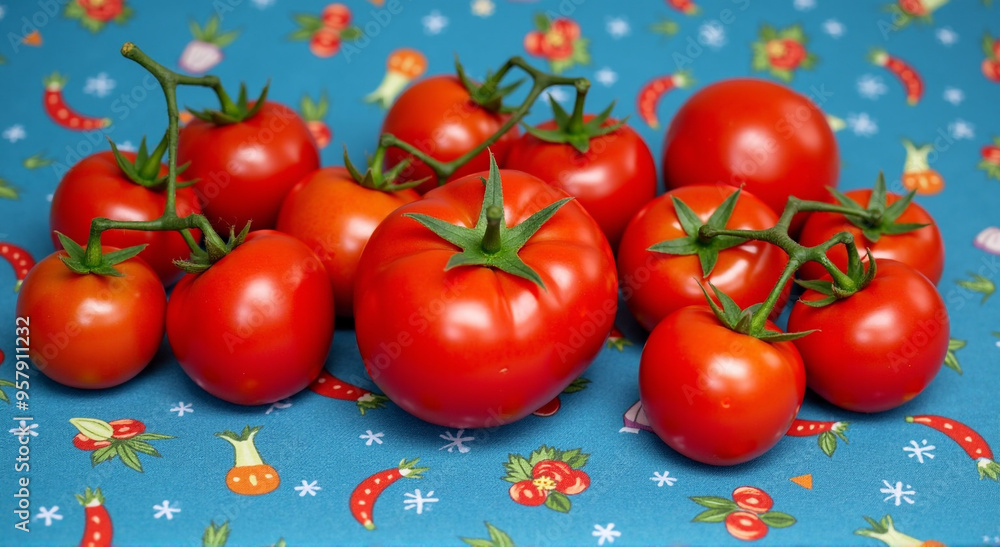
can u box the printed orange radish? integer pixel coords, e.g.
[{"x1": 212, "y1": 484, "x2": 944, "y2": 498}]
[
  {"x1": 350, "y1": 458, "x2": 428, "y2": 530},
  {"x1": 666, "y1": 0, "x2": 699, "y2": 15},
  {"x1": 308, "y1": 370, "x2": 389, "y2": 415},
  {"x1": 855, "y1": 514, "x2": 944, "y2": 547},
  {"x1": 43, "y1": 73, "x2": 110, "y2": 131},
  {"x1": 299, "y1": 92, "x2": 331, "y2": 148},
  {"x1": 216, "y1": 425, "x2": 281, "y2": 495},
  {"x1": 364, "y1": 48, "x2": 428, "y2": 109},
  {"x1": 901, "y1": 139, "x2": 943, "y2": 195},
  {"x1": 636, "y1": 71, "x2": 693, "y2": 129},
  {"x1": 0, "y1": 241, "x2": 34, "y2": 291},
  {"x1": 906, "y1": 415, "x2": 1000, "y2": 480},
  {"x1": 869, "y1": 49, "x2": 923, "y2": 105},
  {"x1": 786, "y1": 419, "x2": 850, "y2": 457},
  {"x1": 76, "y1": 487, "x2": 112, "y2": 547}
]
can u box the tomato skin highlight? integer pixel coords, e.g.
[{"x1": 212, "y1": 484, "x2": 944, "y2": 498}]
[
  {"x1": 639, "y1": 306, "x2": 805, "y2": 466},
  {"x1": 788, "y1": 259, "x2": 948, "y2": 413},
  {"x1": 166, "y1": 230, "x2": 334, "y2": 405}
]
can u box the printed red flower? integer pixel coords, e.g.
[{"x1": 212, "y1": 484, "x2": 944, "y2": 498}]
[
  {"x1": 766, "y1": 39, "x2": 806, "y2": 69},
  {"x1": 898, "y1": 0, "x2": 927, "y2": 15},
  {"x1": 509, "y1": 459, "x2": 590, "y2": 506},
  {"x1": 78, "y1": 0, "x2": 123, "y2": 22},
  {"x1": 525, "y1": 18, "x2": 580, "y2": 60}
]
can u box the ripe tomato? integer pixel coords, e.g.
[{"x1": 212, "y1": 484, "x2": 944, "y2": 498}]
[
  {"x1": 166, "y1": 230, "x2": 334, "y2": 405},
  {"x1": 732, "y1": 486, "x2": 773, "y2": 513},
  {"x1": 276, "y1": 167, "x2": 419, "y2": 317},
  {"x1": 177, "y1": 102, "x2": 320, "y2": 233},
  {"x1": 726, "y1": 511, "x2": 769, "y2": 541},
  {"x1": 639, "y1": 306, "x2": 805, "y2": 466},
  {"x1": 504, "y1": 118, "x2": 657, "y2": 249},
  {"x1": 49, "y1": 150, "x2": 201, "y2": 286},
  {"x1": 617, "y1": 185, "x2": 789, "y2": 332},
  {"x1": 797, "y1": 189, "x2": 944, "y2": 284},
  {"x1": 661, "y1": 79, "x2": 838, "y2": 232},
  {"x1": 16, "y1": 249, "x2": 166, "y2": 389},
  {"x1": 354, "y1": 169, "x2": 617, "y2": 428},
  {"x1": 787, "y1": 259, "x2": 948, "y2": 413},
  {"x1": 380, "y1": 75, "x2": 519, "y2": 194}
]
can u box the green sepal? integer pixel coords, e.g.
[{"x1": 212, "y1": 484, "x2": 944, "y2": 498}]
[
  {"x1": 522, "y1": 98, "x2": 627, "y2": 154},
  {"x1": 648, "y1": 192, "x2": 747, "y2": 276},
  {"x1": 699, "y1": 281, "x2": 814, "y2": 341},
  {"x1": 173, "y1": 223, "x2": 249, "y2": 274},
  {"x1": 342, "y1": 146, "x2": 426, "y2": 193},
  {"x1": 56, "y1": 232, "x2": 147, "y2": 277},
  {"x1": 455, "y1": 57, "x2": 522, "y2": 113},
  {"x1": 75, "y1": 487, "x2": 105, "y2": 507},
  {"x1": 189, "y1": 82, "x2": 269, "y2": 125},
  {"x1": 828, "y1": 173, "x2": 928, "y2": 244},
  {"x1": 107, "y1": 134, "x2": 191, "y2": 189}
]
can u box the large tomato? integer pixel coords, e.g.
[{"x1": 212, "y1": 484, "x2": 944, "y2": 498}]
[
  {"x1": 276, "y1": 167, "x2": 420, "y2": 317},
  {"x1": 380, "y1": 75, "x2": 519, "y2": 194},
  {"x1": 504, "y1": 117, "x2": 657, "y2": 249},
  {"x1": 16, "y1": 248, "x2": 166, "y2": 389},
  {"x1": 166, "y1": 230, "x2": 334, "y2": 405},
  {"x1": 661, "y1": 78, "x2": 839, "y2": 232},
  {"x1": 617, "y1": 185, "x2": 789, "y2": 332},
  {"x1": 639, "y1": 306, "x2": 806, "y2": 466},
  {"x1": 49, "y1": 150, "x2": 201, "y2": 286},
  {"x1": 353, "y1": 168, "x2": 617, "y2": 428},
  {"x1": 787, "y1": 259, "x2": 948, "y2": 413},
  {"x1": 177, "y1": 101, "x2": 320, "y2": 233}
]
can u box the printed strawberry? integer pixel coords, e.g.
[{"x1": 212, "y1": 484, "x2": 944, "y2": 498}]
[
  {"x1": 503, "y1": 445, "x2": 590, "y2": 513},
  {"x1": 980, "y1": 136, "x2": 1000, "y2": 179},
  {"x1": 179, "y1": 16, "x2": 240, "y2": 74},
  {"x1": 752, "y1": 25, "x2": 817, "y2": 82},
  {"x1": 524, "y1": 14, "x2": 589, "y2": 74},
  {"x1": 299, "y1": 92, "x2": 331, "y2": 148},
  {"x1": 64, "y1": 0, "x2": 132, "y2": 33},
  {"x1": 70, "y1": 417, "x2": 174, "y2": 472}
]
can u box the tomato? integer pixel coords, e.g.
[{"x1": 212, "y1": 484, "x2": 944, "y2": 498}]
[
  {"x1": 353, "y1": 169, "x2": 617, "y2": 428},
  {"x1": 661, "y1": 78, "x2": 838, "y2": 232},
  {"x1": 732, "y1": 486, "x2": 773, "y2": 514},
  {"x1": 617, "y1": 185, "x2": 789, "y2": 332},
  {"x1": 380, "y1": 75, "x2": 519, "y2": 194},
  {"x1": 49, "y1": 150, "x2": 201, "y2": 286},
  {"x1": 639, "y1": 306, "x2": 805, "y2": 466},
  {"x1": 504, "y1": 117, "x2": 657, "y2": 249},
  {"x1": 797, "y1": 189, "x2": 944, "y2": 284},
  {"x1": 15, "y1": 249, "x2": 166, "y2": 389},
  {"x1": 726, "y1": 511, "x2": 769, "y2": 541},
  {"x1": 787, "y1": 259, "x2": 948, "y2": 413},
  {"x1": 177, "y1": 102, "x2": 320, "y2": 233},
  {"x1": 166, "y1": 230, "x2": 334, "y2": 405},
  {"x1": 276, "y1": 167, "x2": 419, "y2": 317}
]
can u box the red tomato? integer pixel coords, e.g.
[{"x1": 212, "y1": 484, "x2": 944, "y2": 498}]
[
  {"x1": 177, "y1": 102, "x2": 320, "y2": 234},
  {"x1": 276, "y1": 167, "x2": 420, "y2": 317},
  {"x1": 15, "y1": 249, "x2": 166, "y2": 389},
  {"x1": 797, "y1": 189, "x2": 944, "y2": 284},
  {"x1": 787, "y1": 259, "x2": 948, "y2": 413},
  {"x1": 166, "y1": 230, "x2": 334, "y2": 405},
  {"x1": 726, "y1": 511, "x2": 769, "y2": 541},
  {"x1": 49, "y1": 150, "x2": 201, "y2": 286},
  {"x1": 732, "y1": 486, "x2": 773, "y2": 514},
  {"x1": 661, "y1": 79, "x2": 839, "y2": 233},
  {"x1": 504, "y1": 118, "x2": 657, "y2": 249},
  {"x1": 354, "y1": 170, "x2": 617, "y2": 428},
  {"x1": 639, "y1": 306, "x2": 805, "y2": 466},
  {"x1": 380, "y1": 75, "x2": 519, "y2": 194},
  {"x1": 617, "y1": 185, "x2": 789, "y2": 332}
]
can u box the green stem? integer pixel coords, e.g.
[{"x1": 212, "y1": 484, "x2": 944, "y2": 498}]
[
  {"x1": 482, "y1": 206, "x2": 503, "y2": 254},
  {"x1": 750, "y1": 259, "x2": 799, "y2": 333},
  {"x1": 566, "y1": 79, "x2": 590, "y2": 134}
]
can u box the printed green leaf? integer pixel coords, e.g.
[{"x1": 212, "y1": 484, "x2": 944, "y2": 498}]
[
  {"x1": 502, "y1": 454, "x2": 533, "y2": 483},
  {"x1": 544, "y1": 491, "x2": 571, "y2": 513},
  {"x1": 818, "y1": 431, "x2": 837, "y2": 457},
  {"x1": 115, "y1": 443, "x2": 144, "y2": 472},
  {"x1": 562, "y1": 378, "x2": 591, "y2": 394},
  {"x1": 760, "y1": 511, "x2": 796, "y2": 528},
  {"x1": 944, "y1": 338, "x2": 965, "y2": 374},
  {"x1": 528, "y1": 445, "x2": 558, "y2": 467},
  {"x1": 692, "y1": 507, "x2": 732, "y2": 523},
  {"x1": 690, "y1": 496, "x2": 738, "y2": 510}
]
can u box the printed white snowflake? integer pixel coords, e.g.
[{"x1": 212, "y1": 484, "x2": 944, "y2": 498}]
[
  {"x1": 360, "y1": 430, "x2": 384, "y2": 446},
  {"x1": 650, "y1": 471, "x2": 678, "y2": 487},
  {"x1": 264, "y1": 399, "x2": 292, "y2": 415},
  {"x1": 439, "y1": 429, "x2": 474, "y2": 453},
  {"x1": 294, "y1": 480, "x2": 321, "y2": 497},
  {"x1": 857, "y1": 75, "x2": 888, "y2": 100},
  {"x1": 35, "y1": 506, "x2": 62, "y2": 526},
  {"x1": 793, "y1": 0, "x2": 816, "y2": 11},
  {"x1": 403, "y1": 489, "x2": 439, "y2": 514},
  {"x1": 698, "y1": 21, "x2": 727, "y2": 49},
  {"x1": 948, "y1": 119, "x2": 975, "y2": 140},
  {"x1": 594, "y1": 67, "x2": 618, "y2": 87},
  {"x1": 982, "y1": 536, "x2": 1000, "y2": 544},
  {"x1": 250, "y1": 0, "x2": 274, "y2": 8},
  {"x1": 422, "y1": 10, "x2": 449, "y2": 35},
  {"x1": 935, "y1": 27, "x2": 958, "y2": 46},
  {"x1": 880, "y1": 480, "x2": 916, "y2": 506},
  {"x1": 169, "y1": 402, "x2": 193, "y2": 417},
  {"x1": 593, "y1": 523, "x2": 621, "y2": 545},
  {"x1": 116, "y1": 140, "x2": 137, "y2": 152},
  {"x1": 846, "y1": 112, "x2": 879, "y2": 137},
  {"x1": 471, "y1": 0, "x2": 494, "y2": 17},
  {"x1": 541, "y1": 87, "x2": 570, "y2": 103},
  {"x1": 605, "y1": 17, "x2": 630, "y2": 39},
  {"x1": 943, "y1": 87, "x2": 965, "y2": 105},
  {"x1": 83, "y1": 73, "x2": 116, "y2": 98},
  {"x1": 903, "y1": 439, "x2": 936, "y2": 464},
  {"x1": 152, "y1": 500, "x2": 181, "y2": 520},
  {"x1": 0, "y1": 5, "x2": 6, "y2": 21},
  {"x1": 9, "y1": 420, "x2": 38, "y2": 439},
  {"x1": 46, "y1": 193, "x2": 53, "y2": 202},
  {"x1": 822, "y1": 19, "x2": 845, "y2": 38},
  {"x1": 2, "y1": 124, "x2": 26, "y2": 143}
]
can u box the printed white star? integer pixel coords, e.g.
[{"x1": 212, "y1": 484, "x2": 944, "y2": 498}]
[
  {"x1": 935, "y1": 27, "x2": 958, "y2": 46},
  {"x1": 264, "y1": 399, "x2": 292, "y2": 415},
  {"x1": 35, "y1": 506, "x2": 63, "y2": 526},
  {"x1": 294, "y1": 480, "x2": 321, "y2": 497},
  {"x1": 593, "y1": 523, "x2": 621, "y2": 545},
  {"x1": 422, "y1": 10, "x2": 449, "y2": 35},
  {"x1": 793, "y1": 0, "x2": 816, "y2": 11},
  {"x1": 594, "y1": 67, "x2": 618, "y2": 87},
  {"x1": 903, "y1": 439, "x2": 936, "y2": 464},
  {"x1": 605, "y1": 17, "x2": 630, "y2": 39},
  {"x1": 650, "y1": 470, "x2": 678, "y2": 487},
  {"x1": 822, "y1": 19, "x2": 845, "y2": 38},
  {"x1": 880, "y1": 480, "x2": 916, "y2": 506},
  {"x1": 83, "y1": 73, "x2": 116, "y2": 98},
  {"x1": 439, "y1": 429, "x2": 474, "y2": 453},
  {"x1": 360, "y1": 430, "x2": 385, "y2": 446},
  {"x1": 943, "y1": 87, "x2": 965, "y2": 105},
  {"x1": 169, "y1": 402, "x2": 193, "y2": 417},
  {"x1": 698, "y1": 21, "x2": 727, "y2": 49},
  {"x1": 152, "y1": 500, "x2": 181, "y2": 520},
  {"x1": 2, "y1": 124, "x2": 26, "y2": 143},
  {"x1": 541, "y1": 87, "x2": 570, "y2": 103},
  {"x1": 9, "y1": 420, "x2": 39, "y2": 439},
  {"x1": 846, "y1": 112, "x2": 879, "y2": 137},
  {"x1": 948, "y1": 119, "x2": 975, "y2": 140},
  {"x1": 403, "y1": 489, "x2": 439, "y2": 514},
  {"x1": 250, "y1": 0, "x2": 274, "y2": 8},
  {"x1": 857, "y1": 75, "x2": 888, "y2": 100},
  {"x1": 0, "y1": 5, "x2": 6, "y2": 21},
  {"x1": 116, "y1": 140, "x2": 137, "y2": 152},
  {"x1": 471, "y1": 0, "x2": 494, "y2": 17}
]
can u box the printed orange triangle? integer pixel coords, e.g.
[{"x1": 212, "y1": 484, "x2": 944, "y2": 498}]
[
  {"x1": 23, "y1": 30, "x2": 42, "y2": 46},
  {"x1": 790, "y1": 474, "x2": 813, "y2": 489}
]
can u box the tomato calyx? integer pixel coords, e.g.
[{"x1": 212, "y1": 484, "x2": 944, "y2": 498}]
[
  {"x1": 522, "y1": 80, "x2": 627, "y2": 154},
  {"x1": 647, "y1": 189, "x2": 750, "y2": 276},
  {"x1": 796, "y1": 249, "x2": 878, "y2": 307},
  {"x1": 188, "y1": 81, "x2": 270, "y2": 125},
  {"x1": 342, "y1": 146, "x2": 426, "y2": 193},
  {"x1": 107, "y1": 133, "x2": 193, "y2": 189},
  {"x1": 828, "y1": 172, "x2": 928, "y2": 243},
  {"x1": 699, "y1": 282, "x2": 813, "y2": 342},
  {"x1": 403, "y1": 154, "x2": 571, "y2": 288},
  {"x1": 55, "y1": 231, "x2": 148, "y2": 277},
  {"x1": 173, "y1": 222, "x2": 250, "y2": 273},
  {"x1": 455, "y1": 58, "x2": 524, "y2": 113}
]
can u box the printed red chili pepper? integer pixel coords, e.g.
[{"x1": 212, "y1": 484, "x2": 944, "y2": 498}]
[
  {"x1": 43, "y1": 73, "x2": 111, "y2": 131},
  {"x1": 76, "y1": 488, "x2": 112, "y2": 547},
  {"x1": 786, "y1": 419, "x2": 850, "y2": 458},
  {"x1": 308, "y1": 371, "x2": 389, "y2": 415},
  {"x1": 0, "y1": 242, "x2": 34, "y2": 291},
  {"x1": 869, "y1": 49, "x2": 923, "y2": 105},
  {"x1": 350, "y1": 458, "x2": 427, "y2": 530},
  {"x1": 636, "y1": 72, "x2": 693, "y2": 129},
  {"x1": 907, "y1": 415, "x2": 1000, "y2": 481}
]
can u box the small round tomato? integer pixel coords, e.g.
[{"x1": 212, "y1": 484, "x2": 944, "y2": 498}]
[
  {"x1": 16, "y1": 249, "x2": 166, "y2": 389},
  {"x1": 380, "y1": 75, "x2": 519, "y2": 194},
  {"x1": 797, "y1": 189, "x2": 944, "y2": 284},
  {"x1": 276, "y1": 167, "x2": 419, "y2": 317},
  {"x1": 49, "y1": 150, "x2": 201, "y2": 286},
  {"x1": 787, "y1": 259, "x2": 948, "y2": 413},
  {"x1": 508, "y1": 482, "x2": 547, "y2": 506},
  {"x1": 726, "y1": 511, "x2": 769, "y2": 541},
  {"x1": 732, "y1": 486, "x2": 773, "y2": 514},
  {"x1": 617, "y1": 185, "x2": 789, "y2": 332},
  {"x1": 177, "y1": 102, "x2": 320, "y2": 234},
  {"x1": 504, "y1": 118, "x2": 657, "y2": 249},
  {"x1": 166, "y1": 230, "x2": 334, "y2": 405},
  {"x1": 639, "y1": 306, "x2": 805, "y2": 466}
]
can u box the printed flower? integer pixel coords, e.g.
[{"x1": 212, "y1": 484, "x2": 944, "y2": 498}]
[
  {"x1": 524, "y1": 14, "x2": 590, "y2": 73},
  {"x1": 885, "y1": 0, "x2": 951, "y2": 27},
  {"x1": 752, "y1": 24, "x2": 817, "y2": 82},
  {"x1": 981, "y1": 136, "x2": 1000, "y2": 180},
  {"x1": 503, "y1": 446, "x2": 590, "y2": 512},
  {"x1": 79, "y1": 0, "x2": 122, "y2": 21},
  {"x1": 982, "y1": 34, "x2": 1000, "y2": 82},
  {"x1": 64, "y1": 0, "x2": 132, "y2": 32}
]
